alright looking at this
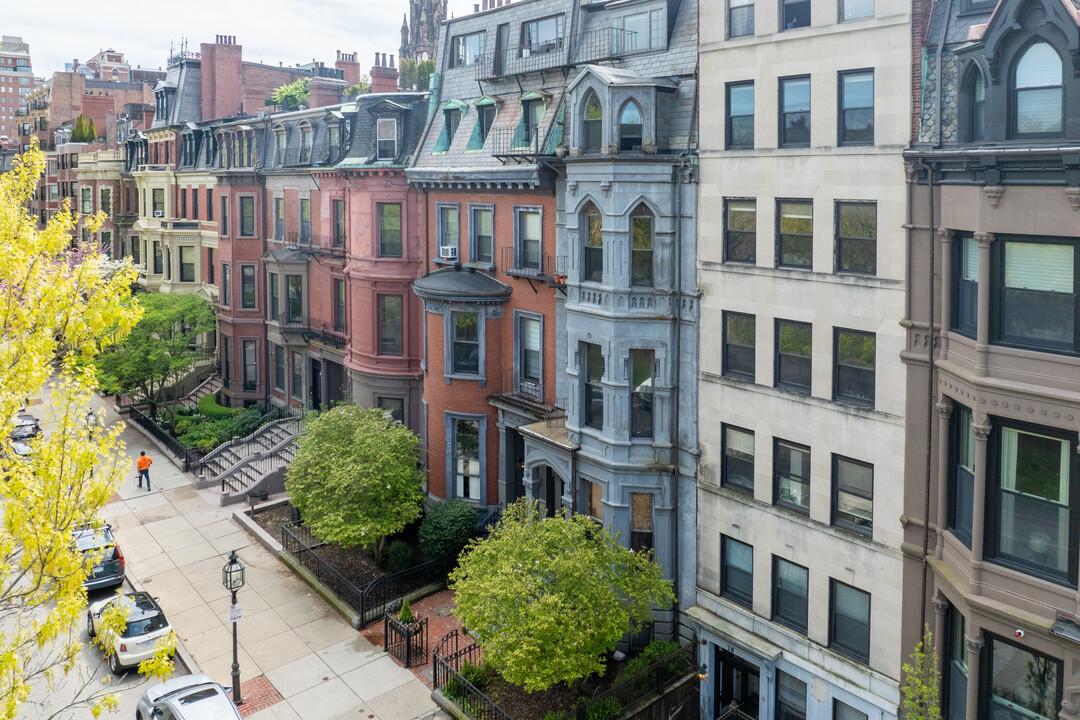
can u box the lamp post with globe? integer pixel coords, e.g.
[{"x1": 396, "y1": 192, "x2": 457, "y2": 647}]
[{"x1": 221, "y1": 550, "x2": 245, "y2": 704}]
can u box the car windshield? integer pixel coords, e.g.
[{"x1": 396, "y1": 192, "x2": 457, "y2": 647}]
[
  {"x1": 178, "y1": 688, "x2": 220, "y2": 705},
  {"x1": 123, "y1": 613, "x2": 167, "y2": 637},
  {"x1": 76, "y1": 533, "x2": 112, "y2": 552}
]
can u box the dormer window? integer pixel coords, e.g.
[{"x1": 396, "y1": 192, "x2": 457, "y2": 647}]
[
  {"x1": 583, "y1": 92, "x2": 602, "y2": 152},
  {"x1": 445, "y1": 110, "x2": 461, "y2": 145},
  {"x1": 452, "y1": 32, "x2": 486, "y2": 68},
  {"x1": 1014, "y1": 42, "x2": 1063, "y2": 139},
  {"x1": 969, "y1": 70, "x2": 986, "y2": 141},
  {"x1": 377, "y1": 118, "x2": 397, "y2": 159},
  {"x1": 522, "y1": 15, "x2": 564, "y2": 56},
  {"x1": 328, "y1": 124, "x2": 340, "y2": 159},
  {"x1": 299, "y1": 124, "x2": 312, "y2": 163},
  {"x1": 275, "y1": 127, "x2": 286, "y2": 164},
  {"x1": 619, "y1": 101, "x2": 643, "y2": 151},
  {"x1": 478, "y1": 105, "x2": 496, "y2": 143}
]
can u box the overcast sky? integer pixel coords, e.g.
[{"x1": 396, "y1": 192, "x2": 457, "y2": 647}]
[{"x1": 7, "y1": 0, "x2": 476, "y2": 79}]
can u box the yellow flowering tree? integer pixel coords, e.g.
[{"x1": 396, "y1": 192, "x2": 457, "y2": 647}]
[{"x1": 0, "y1": 144, "x2": 155, "y2": 719}]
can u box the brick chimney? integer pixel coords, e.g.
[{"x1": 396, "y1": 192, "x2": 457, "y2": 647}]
[
  {"x1": 335, "y1": 50, "x2": 361, "y2": 86},
  {"x1": 200, "y1": 35, "x2": 243, "y2": 120},
  {"x1": 308, "y1": 77, "x2": 346, "y2": 108},
  {"x1": 370, "y1": 52, "x2": 399, "y2": 94}
]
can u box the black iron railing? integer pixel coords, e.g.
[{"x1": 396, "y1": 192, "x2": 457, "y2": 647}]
[
  {"x1": 570, "y1": 644, "x2": 695, "y2": 720},
  {"x1": 572, "y1": 27, "x2": 641, "y2": 65},
  {"x1": 278, "y1": 317, "x2": 347, "y2": 347},
  {"x1": 125, "y1": 405, "x2": 204, "y2": 472},
  {"x1": 433, "y1": 641, "x2": 513, "y2": 720},
  {"x1": 499, "y1": 247, "x2": 566, "y2": 280},
  {"x1": 384, "y1": 614, "x2": 428, "y2": 668},
  {"x1": 473, "y1": 39, "x2": 566, "y2": 81}
]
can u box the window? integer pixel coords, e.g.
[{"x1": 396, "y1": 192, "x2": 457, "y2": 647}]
[
  {"x1": 240, "y1": 265, "x2": 256, "y2": 309},
  {"x1": 985, "y1": 636, "x2": 1060, "y2": 720},
  {"x1": 299, "y1": 199, "x2": 310, "y2": 243},
  {"x1": 832, "y1": 455, "x2": 873, "y2": 536},
  {"x1": 840, "y1": 0, "x2": 872, "y2": 20},
  {"x1": 990, "y1": 421, "x2": 1077, "y2": 583},
  {"x1": 583, "y1": 204, "x2": 603, "y2": 282},
  {"x1": 780, "y1": 76, "x2": 811, "y2": 147},
  {"x1": 777, "y1": 200, "x2": 813, "y2": 269},
  {"x1": 630, "y1": 349, "x2": 653, "y2": 438},
  {"x1": 517, "y1": 313, "x2": 542, "y2": 398},
  {"x1": 378, "y1": 295, "x2": 403, "y2": 356},
  {"x1": 221, "y1": 263, "x2": 230, "y2": 305},
  {"x1": 726, "y1": 82, "x2": 754, "y2": 149},
  {"x1": 775, "y1": 439, "x2": 810, "y2": 513},
  {"x1": 834, "y1": 329, "x2": 875, "y2": 406},
  {"x1": 992, "y1": 237, "x2": 1078, "y2": 354},
  {"x1": 630, "y1": 493, "x2": 653, "y2": 552},
  {"x1": 968, "y1": 71, "x2": 986, "y2": 141},
  {"x1": 275, "y1": 198, "x2": 284, "y2": 239},
  {"x1": 1014, "y1": 42, "x2": 1063, "y2": 138},
  {"x1": 583, "y1": 342, "x2": 604, "y2": 430},
  {"x1": 453, "y1": 419, "x2": 482, "y2": 500},
  {"x1": 830, "y1": 580, "x2": 870, "y2": 662},
  {"x1": 437, "y1": 204, "x2": 459, "y2": 258},
  {"x1": 839, "y1": 70, "x2": 874, "y2": 145},
  {"x1": 835, "y1": 202, "x2": 876, "y2": 274},
  {"x1": 378, "y1": 203, "x2": 402, "y2": 258},
  {"x1": 619, "y1": 102, "x2": 643, "y2": 151},
  {"x1": 377, "y1": 118, "x2": 397, "y2": 159},
  {"x1": 451, "y1": 312, "x2": 480, "y2": 376},
  {"x1": 328, "y1": 125, "x2": 340, "y2": 159},
  {"x1": 631, "y1": 205, "x2": 653, "y2": 286},
  {"x1": 782, "y1": 0, "x2": 810, "y2": 29},
  {"x1": 723, "y1": 312, "x2": 755, "y2": 380},
  {"x1": 776, "y1": 671, "x2": 807, "y2": 720},
  {"x1": 286, "y1": 275, "x2": 303, "y2": 323},
  {"x1": 152, "y1": 188, "x2": 164, "y2": 216},
  {"x1": 239, "y1": 196, "x2": 254, "y2": 237},
  {"x1": 179, "y1": 246, "x2": 196, "y2": 283},
  {"x1": 952, "y1": 234, "x2": 979, "y2": 336},
  {"x1": 207, "y1": 189, "x2": 213, "y2": 221},
  {"x1": 722, "y1": 425, "x2": 755, "y2": 494},
  {"x1": 273, "y1": 344, "x2": 285, "y2": 390},
  {"x1": 586, "y1": 479, "x2": 604, "y2": 520},
  {"x1": 378, "y1": 397, "x2": 405, "y2": 424},
  {"x1": 470, "y1": 206, "x2": 493, "y2": 265},
  {"x1": 834, "y1": 700, "x2": 867, "y2": 720},
  {"x1": 331, "y1": 279, "x2": 345, "y2": 333},
  {"x1": 291, "y1": 352, "x2": 302, "y2": 399},
  {"x1": 452, "y1": 33, "x2": 485, "y2": 68},
  {"x1": 720, "y1": 536, "x2": 753, "y2": 608},
  {"x1": 299, "y1": 125, "x2": 312, "y2": 163},
  {"x1": 153, "y1": 241, "x2": 163, "y2": 275},
  {"x1": 948, "y1": 404, "x2": 975, "y2": 547},
  {"x1": 242, "y1": 340, "x2": 257, "y2": 392},
  {"x1": 521, "y1": 100, "x2": 544, "y2": 145},
  {"x1": 475, "y1": 104, "x2": 496, "y2": 145},
  {"x1": 444, "y1": 109, "x2": 461, "y2": 147},
  {"x1": 332, "y1": 199, "x2": 345, "y2": 246},
  {"x1": 522, "y1": 15, "x2": 563, "y2": 54},
  {"x1": 943, "y1": 605, "x2": 968, "y2": 720},
  {"x1": 772, "y1": 557, "x2": 809, "y2": 633},
  {"x1": 275, "y1": 130, "x2": 286, "y2": 164},
  {"x1": 776, "y1": 320, "x2": 812, "y2": 394},
  {"x1": 180, "y1": 189, "x2": 187, "y2": 218},
  {"x1": 192, "y1": 189, "x2": 198, "y2": 220},
  {"x1": 80, "y1": 187, "x2": 91, "y2": 214},
  {"x1": 222, "y1": 336, "x2": 231, "y2": 384},
  {"x1": 583, "y1": 93, "x2": 602, "y2": 152},
  {"x1": 729, "y1": 0, "x2": 754, "y2": 37},
  {"x1": 515, "y1": 208, "x2": 542, "y2": 271},
  {"x1": 725, "y1": 199, "x2": 756, "y2": 263},
  {"x1": 267, "y1": 272, "x2": 280, "y2": 321},
  {"x1": 220, "y1": 196, "x2": 228, "y2": 235}
]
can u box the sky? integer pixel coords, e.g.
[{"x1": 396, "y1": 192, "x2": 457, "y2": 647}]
[{"x1": 6, "y1": 0, "x2": 477, "y2": 79}]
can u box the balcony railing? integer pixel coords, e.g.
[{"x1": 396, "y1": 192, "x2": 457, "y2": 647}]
[
  {"x1": 499, "y1": 247, "x2": 566, "y2": 279},
  {"x1": 282, "y1": 232, "x2": 346, "y2": 257},
  {"x1": 473, "y1": 39, "x2": 566, "y2": 81},
  {"x1": 496, "y1": 368, "x2": 544, "y2": 405},
  {"x1": 279, "y1": 317, "x2": 347, "y2": 347},
  {"x1": 572, "y1": 27, "x2": 641, "y2": 65}
]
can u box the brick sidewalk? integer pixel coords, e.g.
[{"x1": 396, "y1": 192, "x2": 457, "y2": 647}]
[
  {"x1": 237, "y1": 675, "x2": 285, "y2": 717},
  {"x1": 361, "y1": 588, "x2": 464, "y2": 689}
]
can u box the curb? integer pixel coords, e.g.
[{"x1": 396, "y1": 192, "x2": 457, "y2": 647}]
[
  {"x1": 125, "y1": 571, "x2": 200, "y2": 676},
  {"x1": 232, "y1": 498, "x2": 289, "y2": 556},
  {"x1": 277, "y1": 551, "x2": 363, "y2": 628}
]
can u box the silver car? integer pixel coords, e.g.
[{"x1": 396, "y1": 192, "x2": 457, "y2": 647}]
[
  {"x1": 86, "y1": 591, "x2": 173, "y2": 674},
  {"x1": 136, "y1": 674, "x2": 242, "y2": 720}
]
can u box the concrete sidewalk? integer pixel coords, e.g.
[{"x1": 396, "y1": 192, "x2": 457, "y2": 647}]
[{"x1": 88, "y1": 394, "x2": 438, "y2": 720}]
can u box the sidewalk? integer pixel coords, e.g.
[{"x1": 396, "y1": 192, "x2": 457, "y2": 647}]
[{"x1": 90, "y1": 394, "x2": 438, "y2": 720}]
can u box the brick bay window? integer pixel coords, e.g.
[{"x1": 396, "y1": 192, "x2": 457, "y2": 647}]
[{"x1": 450, "y1": 312, "x2": 480, "y2": 377}]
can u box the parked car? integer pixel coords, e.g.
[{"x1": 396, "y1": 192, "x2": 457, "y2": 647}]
[
  {"x1": 87, "y1": 591, "x2": 173, "y2": 674},
  {"x1": 136, "y1": 674, "x2": 242, "y2": 720},
  {"x1": 11, "y1": 412, "x2": 39, "y2": 441},
  {"x1": 73, "y1": 524, "x2": 125, "y2": 591}
]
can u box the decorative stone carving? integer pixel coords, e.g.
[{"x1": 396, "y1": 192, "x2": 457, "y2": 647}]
[
  {"x1": 936, "y1": 227, "x2": 955, "y2": 243},
  {"x1": 642, "y1": 139, "x2": 657, "y2": 155},
  {"x1": 936, "y1": 401, "x2": 953, "y2": 419},
  {"x1": 972, "y1": 422, "x2": 991, "y2": 440},
  {"x1": 600, "y1": 180, "x2": 611, "y2": 198},
  {"x1": 601, "y1": 143, "x2": 619, "y2": 156},
  {"x1": 964, "y1": 634, "x2": 984, "y2": 654},
  {"x1": 1065, "y1": 187, "x2": 1080, "y2": 211},
  {"x1": 983, "y1": 186, "x2": 1004, "y2": 208},
  {"x1": 974, "y1": 231, "x2": 995, "y2": 248},
  {"x1": 932, "y1": 596, "x2": 949, "y2": 615},
  {"x1": 569, "y1": 146, "x2": 582, "y2": 158},
  {"x1": 567, "y1": 181, "x2": 578, "y2": 196}
]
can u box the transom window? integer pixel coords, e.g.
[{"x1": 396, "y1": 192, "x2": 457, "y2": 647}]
[
  {"x1": 619, "y1": 101, "x2": 643, "y2": 151},
  {"x1": 1014, "y1": 42, "x2": 1063, "y2": 139}
]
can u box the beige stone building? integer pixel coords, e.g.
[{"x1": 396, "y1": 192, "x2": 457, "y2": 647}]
[{"x1": 692, "y1": 1, "x2": 911, "y2": 717}]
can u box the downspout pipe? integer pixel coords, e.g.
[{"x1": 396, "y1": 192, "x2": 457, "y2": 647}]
[
  {"x1": 671, "y1": 154, "x2": 693, "y2": 621},
  {"x1": 916, "y1": 158, "x2": 937, "y2": 637}
]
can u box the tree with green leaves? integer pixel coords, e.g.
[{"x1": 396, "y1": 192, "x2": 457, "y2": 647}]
[
  {"x1": 87, "y1": 116, "x2": 97, "y2": 142},
  {"x1": 71, "y1": 114, "x2": 88, "y2": 142},
  {"x1": 901, "y1": 625, "x2": 941, "y2": 720},
  {"x1": 285, "y1": 405, "x2": 425, "y2": 564},
  {"x1": 449, "y1": 499, "x2": 676, "y2": 693},
  {"x1": 272, "y1": 78, "x2": 309, "y2": 111},
  {"x1": 398, "y1": 59, "x2": 435, "y2": 92},
  {"x1": 95, "y1": 293, "x2": 216, "y2": 419},
  {"x1": 343, "y1": 75, "x2": 372, "y2": 97}
]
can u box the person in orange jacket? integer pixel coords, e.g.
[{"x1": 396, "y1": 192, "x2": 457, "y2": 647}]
[{"x1": 136, "y1": 451, "x2": 153, "y2": 491}]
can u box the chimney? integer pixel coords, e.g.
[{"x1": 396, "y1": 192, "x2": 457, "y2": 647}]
[
  {"x1": 308, "y1": 77, "x2": 346, "y2": 108},
  {"x1": 201, "y1": 35, "x2": 243, "y2": 120},
  {"x1": 335, "y1": 50, "x2": 360, "y2": 85},
  {"x1": 370, "y1": 52, "x2": 399, "y2": 94}
]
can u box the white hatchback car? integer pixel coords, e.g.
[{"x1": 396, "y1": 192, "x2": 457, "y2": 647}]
[
  {"x1": 136, "y1": 674, "x2": 242, "y2": 720},
  {"x1": 87, "y1": 591, "x2": 173, "y2": 674}
]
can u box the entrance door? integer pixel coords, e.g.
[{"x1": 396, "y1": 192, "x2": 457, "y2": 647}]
[
  {"x1": 309, "y1": 358, "x2": 322, "y2": 409},
  {"x1": 714, "y1": 649, "x2": 759, "y2": 719}
]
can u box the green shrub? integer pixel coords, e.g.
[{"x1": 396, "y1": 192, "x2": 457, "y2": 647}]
[
  {"x1": 614, "y1": 640, "x2": 688, "y2": 686},
  {"x1": 419, "y1": 499, "x2": 478, "y2": 561},
  {"x1": 174, "y1": 405, "x2": 199, "y2": 417},
  {"x1": 387, "y1": 539, "x2": 414, "y2": 572},
  {"x1": 198, "y1": 393, "x2": 239, "y2": 420},
  {"x1": 585, "y1": 697, "x2": 622, "y2": 720},
  {"x1": 459, "y1": 660, "x2": 495, "y2": 689},
  {"x1": 542, "y1": 711, "x2": 569, "y2": 720},
  {"x1": 398, "y1": 596, "x2": 414, "y2": 624}
]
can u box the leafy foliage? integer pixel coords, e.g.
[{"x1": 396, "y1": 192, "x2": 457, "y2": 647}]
[
  {"x1": 387, "y1": 539, "x2": 415, "y2": 573},
  {"x1": 585, "y1": 697, "x2": 622, "y2": 720},
  {"x1": 197, "y1": 393, "x2": 239, "y2": 420},
  {"x1": 449, "y1": 500, "x2": 675, "y2": 693},
  {"x1": 92, "y1": 594, "x2": 177, "y2": 682},
  {"x1": 272, "y1": 78, "x2": 309, "y2": 111},
  {"x1": 901, "y1": 625, "x2": 941, "y2": 720},
  {"x1": 285, "y1": 405, "x2": 425, "y2": 560},
  {"x1": 343, "y1": 76, "x2": 372, "y2": 97},
  {"x1": 398, "y1": 596, "x2": 414, "y2": 624},
  {"x1": 0, "y1": 143, "x2": 160, "y2": 719},
  {"x1": 177, "y1": 405, "x2": 264, "y2": 451},
  {"x1": 399, "y1": 59, "x2": 435, "y2": 91},
  {"x1": 614, "y1": 640, "x2": 689, "y2": 685},
  {"x1": 419, "y1": 498, "x2": 477, "y2": 561}
]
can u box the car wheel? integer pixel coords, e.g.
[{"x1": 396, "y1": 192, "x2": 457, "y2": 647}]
[
  {"x1": 86, "y1": 611, "x2": 95, "y2": 638},
  {"x1": 109, "y1": 652, "x2": 124, "y2": 675}
]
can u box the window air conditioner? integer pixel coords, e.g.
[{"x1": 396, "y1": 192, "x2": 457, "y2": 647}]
[
  {"x1": 440, "y1": 245, "x2": 459, "y2": 260},
  {"x1": 153, "y1": 210, "x2": 165, "y2": 218}
]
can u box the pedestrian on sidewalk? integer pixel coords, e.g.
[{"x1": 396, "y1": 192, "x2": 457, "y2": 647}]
[{"x1": 136, "y1": 451, "x2": 153, "y2": 491}]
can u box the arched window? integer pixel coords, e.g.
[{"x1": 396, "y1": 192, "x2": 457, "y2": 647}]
[
  {"x1": 620, "y1": 101, "x2": 643, "y2": 152},
  {"x1": 583, "y1": 92, "x2": 602, "y2": 152},
  {"x1": 582, "y1": 203, "x2": 603, "y2": 283},
  {"x1": 630, "y1": 204, "x2": 653, "y2": 287},
  {"x1": 1014, "y1": 42, "x2": 1063, "y2": 138},
  {"x1": 299, "y1": 122, "x2": 313, "y2": 163},
  {"x1": 969, "y1": 70, "x2": 986, "y2": 141}
]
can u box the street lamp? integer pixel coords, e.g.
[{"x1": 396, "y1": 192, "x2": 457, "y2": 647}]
[
  {"x1": 85, "y1": 409, "x2": 97, "y2": 477},
  {"x1": 221, "y1": 550, "x2": 245, "y2": 705}
]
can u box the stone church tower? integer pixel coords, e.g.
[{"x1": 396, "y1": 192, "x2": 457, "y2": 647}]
[{"x1": 399, "y1": 0, "x2": 447, "y2": 62}]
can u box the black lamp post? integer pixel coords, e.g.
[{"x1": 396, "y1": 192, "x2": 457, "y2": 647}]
[
  {"x1": 221, "y1": 550, "x2": 245, "y2": 705},
  {"x1": 85, "y1": 409, "x2": 97, "y2": 477}
]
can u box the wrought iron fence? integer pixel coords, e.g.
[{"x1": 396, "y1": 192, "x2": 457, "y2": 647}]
[
  {"x1": 278, "y1": 317, "x2": 347, "y2": 347},
  {"x1": 498, "y1": 247, "x2": 565, "y2": 280},
  {"x1": 200, "y1": 411, "x2": 302, "y2": 478},
  {"x1": 281, "y1": 521, "x2": 367, "y2": 611},
  {"x1": 125, "y1": 405, "x2": 203, "y2": 472},
  {"x1": 473, "y1": 40, "x2": 566, "y2": 80},
  {"x1": 571, "y1": 644, "x2": 695, "y2": 720},
  {"x1": 432, "y1": 641, "x2": 512, "y2": 720},
  {"x1": 384, "y1": 614, "x2": 428, "y2": 668},
  {"x1": 572, "y1": 27, "x2": 641, "y2": 65}
]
